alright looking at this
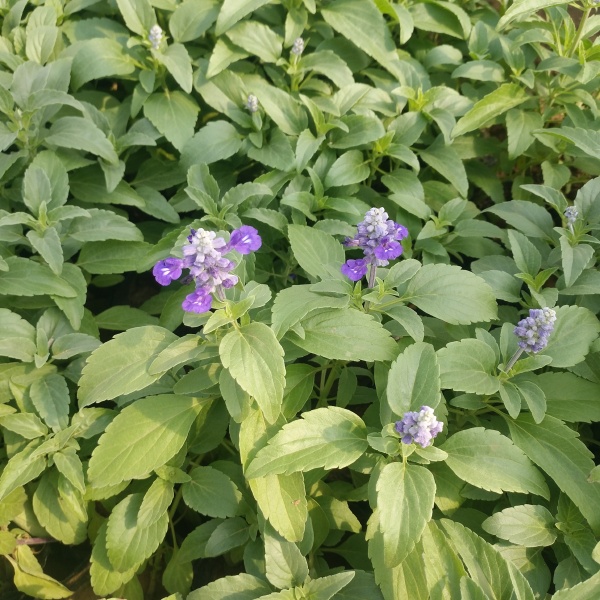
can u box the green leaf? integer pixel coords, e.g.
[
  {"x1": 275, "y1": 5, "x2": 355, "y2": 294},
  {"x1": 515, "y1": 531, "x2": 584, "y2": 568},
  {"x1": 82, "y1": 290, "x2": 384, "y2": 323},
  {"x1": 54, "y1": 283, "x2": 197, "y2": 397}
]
[
  {"x1": 287, "y1": 225, "x2": 345, "y2": 281},
  {"x1": 506, "y1": 109, "x2": 543, "y2": 159},
  {"x1": 76, "y1": 325, "x2": 174, "y2": 404},
  {"x1": 286, "y1": 307, "x2": 398, "y2": 362},
  {"x1": 405, "y1": 264, "x2": 497, "y2": 325},
  {"x1": 507, "y1": 414, "x2": 600, "y2": 534},
  {"x1": 453, "y1": 84, "x2": 529, "y2": 138},
  {"x1": 0, "y1": 257, "x2": 76, "y2": 298},
  {"x1": 204, "y1": 517, "x2": 250, "y2": 557},
  {"x1": 553, "y1": 571, "x2": 600, "y2": 600},
  {"x1": 106, "y1": 492, "x2": 168, "y2": 572},
  {"x1": 0, "y1": 413, "x2": 47, "y2": 439},
  {"x1": 264, "y1": 525, "x2": 309, "y2": 589},
  {"x1": 69, "y1": 38, "x2": 136, "y2": 89},
  {"x1": 486, "y1": 200, "x2": 554, "y2": 239},
  {"x1": 440, "y1": 519, "x2": 536, "y2": 600},
  {"x1": 0, "y1": 308, "x2": 36, "y2": 362},
  {"x1": 387, "y1": 342, "x2": 440, "y2": 416},
  {"x1": 226, "y1": 21, "x2": 282, "y2": 62},
  {"x1": 32, "y1": 470, "x2": 87, "y2": 545},
  {"x1": 300, "y1": 51, "x2": 354, "y2": 88},
  {"x1": 77, "y1": 240, "x2": 151, "y2": 274},
  {"x1": 383, "y1": 305, "x2": 424, "y2": 342},
  {"x1": 68, "y1": 209, "x2": 143, "y2": 243},
  {"x1": 116, "y1": 0, "x2": 155, "y2": 35},
  {"x1": 482, "y1": 505, "x2": 557, "y2": 547},
  {"x1": 561, "y1": 238, "x2": 595, "y2": 289},
  {"x1": 53, "y1": 450, "x2": 85, "y2": 495},
  {"x1": 215, "y1": 0, "x2": 273, "y2": 34},
  {"x1": 508, "y1": 230, "x2": 541, "y2": 277},
  {"x1": 536, "y1": 372, "x2": 600, "y2": 423},
  {"x1": 154, "y1": 43, "x2": 193, "y2": 93},
  {"x1": 187, "y1": 574, "x2": 271, "y2": 600},
  {"x1": 144, "y1": 91, "x2": 199, "y2": 151},
  {"x1": 87, "y1": 395, "x2": 201, "y2": 488},
  {"x1": 96, "y1": 306, "x2": 159, "y2": 331},
  {"x1": 324, "y1": 150, "x2": 369, "y2": 188},
  {"x1": 321, "y1": 0, "x2": 404, "y2": 80},
  {"x1": 329, "y1": 115, "x2": 384, "y2": 149},
  {"x1": 245, "y1": 407, "x2": 368, "y2": 477},
  {"x1": 182, "y1": 467, "x2": 241, "y2": 518},
  {"x1": 420, "y1": 137, "x2": 468, "y2": 197},
  {"x1": 169, "y1": 0, "x2": 220, "y2": 43},
  {"x1": 90, "y1": 522, "x2": 137, "y2": 596},
  {"x1": 301, "y1": 572, "x2": 355, "y2": 600},
  {"x1": 0, "y1": 444, "x2": 47, "y2": 502},
  {"x1": 27, "y1": 227, "x2": 64, "y2": 275},
  {"x1": 540, "y1": 305, "x2": 600, "y2": 368},
  {"x1": 437, "y1": 339, "x2": 499, "y2": 394},
  {"x1": 30, "y1": 374, "x2": 70, "y2": 432},
  {"x1": 498, "y1": 0, "x2": 571, "y2": 29},
  {"x1": 441, "y1": 427, "x2": 549, "y2": 497},
  {"x1": 377, "y1": 462, "x2": 435, "y2": 567},
  {"x1": 45, "y1": 116, "x2": 118, "y2": 164},
  {"x1": 181, "y1": 121, "x2": 242, "y2": 168},
  {"x1": 219, "y1": 322, "x2": 285, "y2": 424}
]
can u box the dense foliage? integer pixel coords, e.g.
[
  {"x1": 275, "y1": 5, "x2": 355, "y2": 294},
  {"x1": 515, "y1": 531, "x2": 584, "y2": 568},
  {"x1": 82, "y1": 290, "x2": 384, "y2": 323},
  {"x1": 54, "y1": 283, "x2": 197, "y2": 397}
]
[{"x1": 1, "y1": 0, "x2": 600, "y2": 598}]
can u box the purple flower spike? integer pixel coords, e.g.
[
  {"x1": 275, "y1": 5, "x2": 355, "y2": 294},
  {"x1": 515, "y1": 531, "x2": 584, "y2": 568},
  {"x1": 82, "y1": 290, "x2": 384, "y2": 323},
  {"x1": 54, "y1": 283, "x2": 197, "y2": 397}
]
[
  {"x1": 514, "y1": 307, "x2": 556, "y2": 353},
  {"x1": 394, "y1": 406, "x2": 443, "y2": 448},
  {"x1": 153, "y1": 258, "x2": 183, "y2": 286},
  {"x1": 229, "y1": 226, "x2": 262, "y2": 254},
  {"x1": 182, "y1": 288, "x2": 213, "y2": 313},
  {"x1": 341, "y1": 258, "x2": 368, "y2": 281}
]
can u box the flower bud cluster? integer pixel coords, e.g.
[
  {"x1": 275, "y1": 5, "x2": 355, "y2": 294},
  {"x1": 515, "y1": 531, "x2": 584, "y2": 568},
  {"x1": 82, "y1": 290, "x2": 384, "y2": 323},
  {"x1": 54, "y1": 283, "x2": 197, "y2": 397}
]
[
  {"x1": 291, "y1": 37, "x2": 305, "y2": 56},
  {"x1": 152, "y1": 226, "x2": 261, "y2": 313},
  {"x1": 564, "y1": 206, "x2": 578, "y2": 225},
  {"x1": 341, "y1": 207, "x2": 408, "y2": 282},
  {"x1": 148, "y1": 24, "x2": 163, "y2": 50},
  {"x1": 514, "y1": 307, "x2": 556, "y2": 353},
  {"x1": 394, "y1": 406, "x2": 443, "y2": 448},
  {"x1": 246, "y1": 94, "x2": 259, "y2": 113}
]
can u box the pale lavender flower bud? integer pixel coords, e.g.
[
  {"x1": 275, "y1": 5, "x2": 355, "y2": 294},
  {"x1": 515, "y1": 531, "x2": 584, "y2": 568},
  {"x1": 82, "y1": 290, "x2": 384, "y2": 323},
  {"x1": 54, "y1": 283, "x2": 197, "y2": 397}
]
[
  {"x1": 291, "y1": 37, "x2": 305, "y2": 56},
  {"x1": 564, "y1": 206, "x2": 578, "y2": 225},
  {"x1": 246, "y1": 94, "x2": 259, "y2": 113},
  {"x1": 148, "y1": 24, "x2": 163, "y2": 50},
  {"x1": 514, "y1": 307, "x2": 556, "y2": 353},
  {"x1": 394, "y1": 406, "x2": 443, "y2": 448}
]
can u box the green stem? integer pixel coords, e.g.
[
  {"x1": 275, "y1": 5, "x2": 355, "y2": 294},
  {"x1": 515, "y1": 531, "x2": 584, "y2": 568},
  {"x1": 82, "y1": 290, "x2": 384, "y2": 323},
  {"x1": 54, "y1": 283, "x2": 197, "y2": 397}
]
[{"x1": 566, "y1": 7, "x2": 591, "y2": 59}]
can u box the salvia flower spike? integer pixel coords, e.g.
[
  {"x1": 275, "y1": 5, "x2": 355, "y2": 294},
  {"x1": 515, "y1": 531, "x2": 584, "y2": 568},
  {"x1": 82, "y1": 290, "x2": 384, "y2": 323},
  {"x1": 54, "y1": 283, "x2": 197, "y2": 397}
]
[
  {"x1": 148, "y1": 24, "x2": 163, "y2": 50},
  {"x1": 394, "y1": 406, "x2": 443, "y2": 448},
  {"x1": 564, "y1": 206, "x2": 578, "y2": 234},
  {"x1": 246, "y1": 94, "x2": 259, "y2": 113},
  {"x1": 505, "y1": 307, "x2": 557, "y2": 371},
  {"x1": 152, "y1": 226, "x2": 261, "y2": 313},
  {"x1": 341, "y1": 207, "x2": 408, "y2": 287}
]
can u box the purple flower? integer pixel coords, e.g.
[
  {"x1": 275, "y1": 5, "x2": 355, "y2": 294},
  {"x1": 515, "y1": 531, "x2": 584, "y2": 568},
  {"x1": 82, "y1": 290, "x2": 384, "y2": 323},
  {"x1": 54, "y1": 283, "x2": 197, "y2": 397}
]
[
  {"x1": 341, "y1": 207, "x2": 408, "y2": 284},
  {"x1": 514, "y1": 307, "x2": 556, "y2": 353},
  {"x1": 394, "y1": 406, "x2": 443, "y2": 448},
  {"x1": 341, "y1": 258, "x2": 368, "y2": 281},
  {"x1": 152, "y1": 224, "x2": 261, "y2": 313},
  {"x1": 182, "y1": 288, "x2": 212, "y2": 313},
  {"x1": 228, "y1": 225, "x2": 262, "y2": 254},
  {"x1": 564, "y1": 206, "x2": 578, "y2": 225},
  {"x1": 153, "y1": 258, "x2": 183, "y2": 286}
]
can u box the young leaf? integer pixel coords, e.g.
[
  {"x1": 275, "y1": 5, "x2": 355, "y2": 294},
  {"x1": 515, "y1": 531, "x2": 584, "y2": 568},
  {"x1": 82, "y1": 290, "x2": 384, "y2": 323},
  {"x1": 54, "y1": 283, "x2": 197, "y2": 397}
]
[
  {"x1": 482, "y1": 505, "x2": 557, "y2": 547},
  {"x1": 288, "y1": 225, "x2": 345, "y2": 281},
  {"x1": 78, "y1": 326, "x2": 178, "y2": 406},
  {"x1": 245, "y1": 407, "x2": 368, "y2": 478},
  {"x1": 441, "y1": 428, "x2": 549, "y2": 498},
  {"x1": 87, "y1": 395, "x2": 201, "y2": 488}
]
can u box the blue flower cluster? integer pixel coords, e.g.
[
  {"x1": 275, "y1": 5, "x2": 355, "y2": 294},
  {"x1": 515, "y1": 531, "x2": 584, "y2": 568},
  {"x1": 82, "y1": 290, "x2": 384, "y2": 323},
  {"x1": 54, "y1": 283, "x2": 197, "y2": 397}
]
[
  {"x1": 153, "y1": 226, "x2": 261, "y2": 313},
  {"x1": 341, "y1": 207, "x2": 408, "y2": 283},
  {"x1": 395, "y1": 406, "x2": 443, "y2": 448},
  {"x1": 514, "y1": 307, "x2": 556, "y2": 353}
]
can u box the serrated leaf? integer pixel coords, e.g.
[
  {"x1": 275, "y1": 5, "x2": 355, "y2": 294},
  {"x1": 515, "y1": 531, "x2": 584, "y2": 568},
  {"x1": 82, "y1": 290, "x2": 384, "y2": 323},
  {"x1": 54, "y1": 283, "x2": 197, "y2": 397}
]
[
  {"x1": 144, "y1": 91, "x2": 199, "y2": 151},
  {"x1": 482, "y1": 505, "x2": 557, "y2": 547},
  {"x1": 508, "y1": 414, "x2": 600, "y2": 534},
  {"x1": 536, "y1": 372, "x2": 600, "y2": 423},
  {"x1": 246, "y1": 407, "x2": 368, "y2": 478},
  {"x1": 0, "y1": 308, "x2": 36, "y2": 362},
  {"x1": 215, "y1": 0, "x2": 272, "y2": 34},
  {"x1": 78, "y1": 326, "x2": 178, "y2": 406},
  {"x1": 187, "y1": 573, "x2": 271, "y2": 600},
  {"x1": 438, "y1": 339, "x2": 499, "y2": 395},
  {"x1": 286, "y1": 307, "x2": 398, "y2": 362},
  {"x1": 288, "y1": 225, "x2": 345, "y2": 281},
  {"x1": 386, "y1": 342, "x2": 440, "y2": 416},
  {"x1": 452, "y1": 84, "x2": 529, "y2": 137},
  {"x1": 0, "y1": 257, "x2": 76, "y2": 298},
  {"x1": 377, "y1": 462, "x2": 435, "y2": 567},
  {"x1": 169, "y1": 0, "x2": 220, "y2": 43},
  {"x1": 264, "y1": 525, "x2": 309, "y2": 589},
  {"x1": 30, "y1": 374, "x2": 70, "y2": 432},
  {"x1": 405, "y1": 264, "x2": 497, "y2": 325},
  {"x1": 219, "y1": 322, "x2": 285, "y2": 424},
  {"x1": 441, "y1": 428, "x2": 549, "y2": 498},
  {"x1": 87, "y1": 395, "x2": 201, "y2": 488},
  {"x1": 182, "y1": 466, "x2": 241, "y2": 518}
]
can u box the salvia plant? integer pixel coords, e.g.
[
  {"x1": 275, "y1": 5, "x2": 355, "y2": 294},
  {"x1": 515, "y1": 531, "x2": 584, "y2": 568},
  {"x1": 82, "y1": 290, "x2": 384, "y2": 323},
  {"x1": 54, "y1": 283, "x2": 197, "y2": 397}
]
[{"x1": 1, "y1": 0, "x2": 600, "y2": 599}]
